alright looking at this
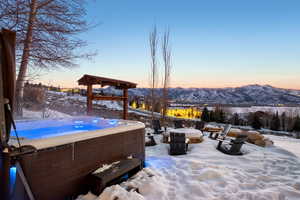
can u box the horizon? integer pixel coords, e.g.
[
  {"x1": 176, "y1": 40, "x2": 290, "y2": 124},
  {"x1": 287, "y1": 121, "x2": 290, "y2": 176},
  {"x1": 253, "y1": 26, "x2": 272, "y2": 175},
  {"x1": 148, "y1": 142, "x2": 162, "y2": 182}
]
[
  {"x1": 36, "y1": 0, "x2": 300, "y2": 89},
  {"x1": 40, "y1": 82, "x2": 300, "y2": 91}
]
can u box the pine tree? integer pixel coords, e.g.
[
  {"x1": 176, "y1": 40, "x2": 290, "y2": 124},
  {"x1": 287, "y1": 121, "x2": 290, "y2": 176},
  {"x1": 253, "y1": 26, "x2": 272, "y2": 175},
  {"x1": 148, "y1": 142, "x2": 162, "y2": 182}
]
[
  {"x1": 292, "y1": 115, "x2": 300, "y2": 132},
  {"x1": 233, "y1": 113, "x2": 240, "y2": 125},
  {"x1": 281, "y1": 112, "x2": 286, "y2": 131},
  {"x1": 252, "y1": 113, "x2": 262, "y2": 130},
  {"x1": 270, "y1": 112, "x2": 280, "y2": 131},
  {"x1": 214, "y1": 108, "x2": 221, "y2": 123},
  {"x1": 209, "y1": 110, "x2": 215, "y2": 122},
  {"x1": 201, "y1": 107, "x2": 210, "y2": 122},
  {"x1": 219, "y1": 110, "x2": 225, "y2": 123}
]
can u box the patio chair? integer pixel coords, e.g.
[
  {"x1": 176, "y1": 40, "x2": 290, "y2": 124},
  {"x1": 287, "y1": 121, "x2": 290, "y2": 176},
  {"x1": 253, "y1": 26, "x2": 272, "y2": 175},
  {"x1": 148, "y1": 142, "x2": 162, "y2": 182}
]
[
  {"x1": 217, "y1": 134, "x2": 248, "y2": 155},
  {"x1": 169, "y1": 132, "x2": 189, "y2": 155},
  {"x1": 145, "y1": 133, "x2": 157, "y2": 146},
  {"x1": 213, "y1": 124, "x2": 232, "y2": 140},
  {"x1": 174, "y1": 120, "x2": 184, "y2": 129},
  {"x1": 152, "y1": 119, "x2": 164, "y2": 134}
]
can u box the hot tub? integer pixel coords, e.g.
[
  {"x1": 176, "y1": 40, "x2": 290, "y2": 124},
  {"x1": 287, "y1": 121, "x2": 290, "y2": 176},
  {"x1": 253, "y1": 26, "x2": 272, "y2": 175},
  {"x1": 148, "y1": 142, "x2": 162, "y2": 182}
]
[{"x1": 8, "y1": 117, "x2": 145, "y2": 200}]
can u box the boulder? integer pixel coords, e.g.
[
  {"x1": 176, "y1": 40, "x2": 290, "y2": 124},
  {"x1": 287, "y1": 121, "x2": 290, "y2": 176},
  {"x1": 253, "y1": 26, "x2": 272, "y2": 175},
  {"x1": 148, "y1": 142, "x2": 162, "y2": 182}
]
[
  {"x1": 254, "y1": 139, "x2": 266, "y2": 147},
  {"x1": 227, "y1": 128, "x2": 243, "y2": 137},
  {"x1": 228, "y1": 128, "x2": 273, "y2": 147},
  {"x1": 253, "y1": 138, "x2": 273, "y2": 147},
  {"x1": 247, "y1": 131, "x2": 264, "y2": 142}
]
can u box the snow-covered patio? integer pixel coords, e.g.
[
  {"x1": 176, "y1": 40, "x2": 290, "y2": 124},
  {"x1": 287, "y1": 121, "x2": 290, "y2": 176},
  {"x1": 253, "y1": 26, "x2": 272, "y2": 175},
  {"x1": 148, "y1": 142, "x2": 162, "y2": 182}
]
[{"x1": 77, "y1": 134, "x2": 300, "y2": 200}]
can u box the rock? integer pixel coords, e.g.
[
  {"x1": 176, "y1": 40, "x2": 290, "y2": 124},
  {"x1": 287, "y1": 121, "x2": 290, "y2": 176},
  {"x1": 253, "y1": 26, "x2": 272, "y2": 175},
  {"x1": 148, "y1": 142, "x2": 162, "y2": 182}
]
[
  {"x1": 188, "y1": 136, "x2": 204, "y2": 143},
  {"x1": 253, "y1": 138, "x2": 273, "y2": 147},
  {"x1": 254, "y1": 139, "x2": 265, "y2": 147},
  {"x1": 228, "y1": 128, "x2": 273, "y2": 147},
  {"x1": 247, "y1": 132, "x2": 264, "y2": 142},
  {"x1": 228, "y1": 128, "x2": 243, "y2": 137}
]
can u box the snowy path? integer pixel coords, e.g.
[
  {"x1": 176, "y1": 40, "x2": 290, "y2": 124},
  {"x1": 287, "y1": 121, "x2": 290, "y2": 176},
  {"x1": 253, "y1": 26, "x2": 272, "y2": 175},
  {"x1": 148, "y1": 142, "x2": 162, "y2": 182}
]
[
  {"x1": 145, "y1": 136, "x2": 300, "y2": 200},
  {"x1": 267, "y1": 135, "x2": 300, "y2": 158},
  {"x1": 78, "y1": 135, "x2": 300, "y2": 200}
]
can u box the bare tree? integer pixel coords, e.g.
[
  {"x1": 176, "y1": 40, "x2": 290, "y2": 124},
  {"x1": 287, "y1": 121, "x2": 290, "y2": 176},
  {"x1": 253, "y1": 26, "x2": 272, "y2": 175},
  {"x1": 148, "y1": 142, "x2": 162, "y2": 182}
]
[
  {"x1": 149, "y1": 26, "x2": 159, "y2": 122},
  {"x1": 0, "y1": 0, "x2": 95, "y2": 116},
  {"x1": 161, "y1": 29, "x2": 172, "y2": 127}
]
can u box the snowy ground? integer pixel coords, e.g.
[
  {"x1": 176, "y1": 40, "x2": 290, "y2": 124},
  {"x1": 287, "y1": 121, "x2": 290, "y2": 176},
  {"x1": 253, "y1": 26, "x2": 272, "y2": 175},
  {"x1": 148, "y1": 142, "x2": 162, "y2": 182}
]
[
  {"x1": 23, "y1": 108, "x2": 71, "y2": 119},
  {"x1": 20, "y1": 100, "x2": 300, "y2": 200},
  {"x1": 77, "y1": 134, "x2": 300, "y2": 200},
  {"x1": 267, "y1": 135, "x2": 300, "y2": 158},
  {"x1": 54, "y1": 93, "x2": 123, "y2": 111}
]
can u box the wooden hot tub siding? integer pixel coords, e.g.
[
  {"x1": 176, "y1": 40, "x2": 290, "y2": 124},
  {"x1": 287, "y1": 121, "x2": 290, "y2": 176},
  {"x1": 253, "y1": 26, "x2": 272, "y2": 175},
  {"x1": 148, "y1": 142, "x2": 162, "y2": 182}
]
[{"x1": 17, "y1": 128, "x2": 145, "y2": 200}]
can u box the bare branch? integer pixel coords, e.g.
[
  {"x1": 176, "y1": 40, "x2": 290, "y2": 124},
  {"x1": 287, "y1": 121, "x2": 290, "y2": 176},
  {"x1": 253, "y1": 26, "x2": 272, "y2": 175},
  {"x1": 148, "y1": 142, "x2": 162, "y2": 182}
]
[
  {"x1": 161, "y1": 28, "x2": 172, "y2": 127},
  {"x1": 0, "y1": 0, "x2": 95, "y2": 116},
  {"x1": 149, "y1": 25, "x2": 159, "y2": 121}
]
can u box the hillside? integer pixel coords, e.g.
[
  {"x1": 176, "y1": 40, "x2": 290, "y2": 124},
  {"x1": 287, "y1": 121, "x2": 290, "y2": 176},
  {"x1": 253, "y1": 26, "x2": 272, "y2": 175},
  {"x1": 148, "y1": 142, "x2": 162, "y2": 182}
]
[{"x1": 124, "y1": 84, "x2": 300, "y2": 105}]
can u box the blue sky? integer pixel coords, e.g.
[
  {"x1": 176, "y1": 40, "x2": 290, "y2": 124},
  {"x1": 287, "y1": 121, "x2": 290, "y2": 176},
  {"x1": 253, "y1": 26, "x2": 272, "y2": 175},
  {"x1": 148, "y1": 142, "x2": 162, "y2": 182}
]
[{"x1": 41, "y1": 0, "x2": 300, "y2": 89}]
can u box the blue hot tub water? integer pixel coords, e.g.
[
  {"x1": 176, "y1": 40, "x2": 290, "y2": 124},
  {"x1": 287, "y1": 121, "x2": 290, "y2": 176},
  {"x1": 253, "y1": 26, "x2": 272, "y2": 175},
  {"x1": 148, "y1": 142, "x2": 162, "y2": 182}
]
[
  {"x1": 11, "y1": 117, "x2": 120, "y2": 139},
  {"x1": 7, "y1": 117, "x2": 120, "y2": 196}
]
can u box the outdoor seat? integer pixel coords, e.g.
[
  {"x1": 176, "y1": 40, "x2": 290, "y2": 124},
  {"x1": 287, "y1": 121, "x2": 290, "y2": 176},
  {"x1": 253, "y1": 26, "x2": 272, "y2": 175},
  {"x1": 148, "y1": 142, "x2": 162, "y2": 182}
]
[
  {"x1": 145, "y1": 133, "x2": 157, "y2": 146},
  {"x1": 169, "y1": 132, "x2": 189, "y2": 155},
  {"x1": 152, "y1": 119, "x2": 164, "y2": 134},
  {"x1": 87, "y1": 158, "x2": 142, "y2": 195},
  {"x1": 174, "y1": 120, "x2": 184, "y2": 128},
  {"x1": 214, "y1": 124, "x2": 232, "y2": 140},
  {"x1": 217, "y1": 134, "x2": 248, "y2": 155}
]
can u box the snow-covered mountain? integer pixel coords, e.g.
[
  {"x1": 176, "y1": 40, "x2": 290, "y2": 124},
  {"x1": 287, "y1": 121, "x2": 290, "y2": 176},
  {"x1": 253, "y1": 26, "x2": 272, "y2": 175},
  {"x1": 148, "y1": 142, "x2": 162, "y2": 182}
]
[{"x1": 99, "y1": 84, "x2": 300, "y2": 105}]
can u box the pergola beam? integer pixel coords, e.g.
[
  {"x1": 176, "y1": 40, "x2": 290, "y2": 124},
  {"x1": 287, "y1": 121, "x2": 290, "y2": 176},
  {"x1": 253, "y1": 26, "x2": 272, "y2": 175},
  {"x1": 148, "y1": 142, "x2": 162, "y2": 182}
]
[
  {"x1": 93, "y1": 96, "x2": 126, "y2": 101},
  {"x1": 78, "y1": 74, "x2": 136, "y2": 119}
]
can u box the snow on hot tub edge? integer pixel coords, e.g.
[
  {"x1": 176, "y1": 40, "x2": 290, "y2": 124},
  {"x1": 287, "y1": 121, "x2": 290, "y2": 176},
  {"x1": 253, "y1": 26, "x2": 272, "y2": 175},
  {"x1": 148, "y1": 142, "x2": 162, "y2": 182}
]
[{"x1": 10, "y1": 119, "x2": 145, "y2": 150}]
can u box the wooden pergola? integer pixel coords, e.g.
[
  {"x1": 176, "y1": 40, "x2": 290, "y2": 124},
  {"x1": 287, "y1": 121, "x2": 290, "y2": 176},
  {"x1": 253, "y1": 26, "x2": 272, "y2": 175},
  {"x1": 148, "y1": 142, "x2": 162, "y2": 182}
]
[{"x1": 78, "y1": 74, "x2": 137, "y2": 119}]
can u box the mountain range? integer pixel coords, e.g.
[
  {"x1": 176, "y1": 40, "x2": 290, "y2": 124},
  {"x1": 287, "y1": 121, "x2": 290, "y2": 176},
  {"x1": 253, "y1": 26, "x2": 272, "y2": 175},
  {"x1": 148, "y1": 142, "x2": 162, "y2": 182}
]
[{"x1": 100, "y1": 84, "x2": 300, "y2": 105}]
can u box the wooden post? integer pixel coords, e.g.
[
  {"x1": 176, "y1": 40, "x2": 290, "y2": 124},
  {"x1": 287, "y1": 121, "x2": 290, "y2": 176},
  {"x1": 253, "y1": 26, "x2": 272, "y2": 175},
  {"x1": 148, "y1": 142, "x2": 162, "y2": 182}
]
[
  {"x1": 0, "y1": 31, "x2": 7, "y2": 147},
  {"x1": 1, "y1": 29, "x2": 16, "y2": 200},
  {"x1": 0, "y1": 150, "x2": 11, "y2": 200},
  {"x1": 123, "y1": 88, "x2": 128, "y2": 120},
  {"x1": 0, "y1": 29, "x2": 16, "y2": 147},
  {"x1": 87, "y1": 84, "x2": 93, "y2": 115}
]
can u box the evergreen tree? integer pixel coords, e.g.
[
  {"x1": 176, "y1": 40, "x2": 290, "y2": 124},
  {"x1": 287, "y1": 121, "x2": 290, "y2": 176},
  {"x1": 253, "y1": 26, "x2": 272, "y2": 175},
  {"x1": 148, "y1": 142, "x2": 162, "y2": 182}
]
[
  {"x1": 218, "y1": 110, "x2": 225, "y2": 123},
  {"x1": 209, "y1": 110, "x2": 215, "y2": 122},
  {"x1": 270, "y1": 112, "x2": 280, "y2": 131},
  {"x1": 281, "y1": 112, "x2": 286, "y2": 131},
  {"x1": 201, "y1": 107, "x2": 210, "y2": 122},
  {"x1": 292, "y1": 115, "x2": 300, "y2": 132},
  {"x1": 265, "y1": 119, "x2": 270, "y2": 129},
  {"x1": 252, "y1": 113, "x2": 262, "y2": 130},
  {"x1": 214, "y1": 109, "x2": 221, "y2": 123},
  {"x1": 233, "y1": 113, "x2": 240, "y2": 125}
]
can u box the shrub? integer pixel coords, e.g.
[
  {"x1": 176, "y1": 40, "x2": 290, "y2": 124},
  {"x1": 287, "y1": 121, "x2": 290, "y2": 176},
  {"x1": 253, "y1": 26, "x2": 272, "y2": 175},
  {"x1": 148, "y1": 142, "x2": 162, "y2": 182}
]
[{"x1": 23, "y1": 86, "x2": 46, "y2": 109}]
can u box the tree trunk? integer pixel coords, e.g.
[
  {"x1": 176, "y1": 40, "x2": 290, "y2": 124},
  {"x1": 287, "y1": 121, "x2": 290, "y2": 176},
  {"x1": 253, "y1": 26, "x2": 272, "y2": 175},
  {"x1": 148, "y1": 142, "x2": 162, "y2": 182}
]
[
  {"x1": 15, "y1": 0, "x2": 37, "y2": 116},
  {"x1": 161, "y1": 30, "x2": 171, "y2": 128}
]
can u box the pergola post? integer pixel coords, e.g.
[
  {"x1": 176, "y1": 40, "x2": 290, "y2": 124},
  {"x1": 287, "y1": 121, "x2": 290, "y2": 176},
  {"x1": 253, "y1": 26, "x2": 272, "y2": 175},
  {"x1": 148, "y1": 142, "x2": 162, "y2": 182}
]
[
  {"x1": 78, "y1": 75, "x2": 137, "y2": 119},
  {"x1": 123, "y1": 88, "x2": 128, "y2": 120},
  {"x1": 87, "y1": 84, "x2": 93, "y2": 115}
]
